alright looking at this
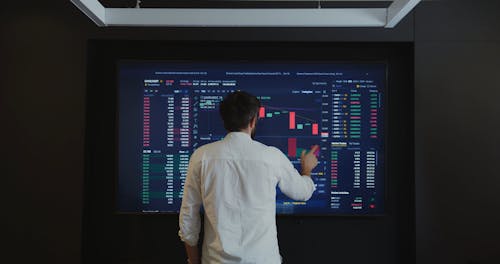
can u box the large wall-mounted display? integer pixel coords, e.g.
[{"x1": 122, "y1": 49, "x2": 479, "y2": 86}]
[{"x1": 117, "y1": 61, "x2": 386, "y2": 215}]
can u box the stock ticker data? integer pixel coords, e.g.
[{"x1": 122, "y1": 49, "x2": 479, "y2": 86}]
[{"x1": 118, "y1": 61, "x2": 385, "y2": 215}]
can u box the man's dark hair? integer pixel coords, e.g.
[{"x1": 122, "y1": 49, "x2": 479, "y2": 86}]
[{"x1": 219, "y1": 91, "x2": 261, "y2": 132}]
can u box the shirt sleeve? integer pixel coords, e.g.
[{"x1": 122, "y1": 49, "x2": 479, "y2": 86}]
[
  {"x1": 178, "y1": 150, "x2": 203, "y2": 246},
  {"x1": 271, "y1": 147, "x2": 316, "y2": 201}
]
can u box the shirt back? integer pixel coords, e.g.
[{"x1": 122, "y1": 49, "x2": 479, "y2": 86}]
[{"x1": 179, "y1": 132, "x2": 315, "y2": 264}]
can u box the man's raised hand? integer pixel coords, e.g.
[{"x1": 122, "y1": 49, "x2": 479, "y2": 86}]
[{"x1": 300, "y1": 145, "x2": 319, "y2": 176}]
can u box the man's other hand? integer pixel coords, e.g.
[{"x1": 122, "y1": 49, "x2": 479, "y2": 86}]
[{"x1": 300, "y1": 145, "x2": 319, "y2": 176}]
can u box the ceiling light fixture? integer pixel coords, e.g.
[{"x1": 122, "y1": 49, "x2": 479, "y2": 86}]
[{"x1": 71, "y1": 0, "x2": 421, "y2": 28}]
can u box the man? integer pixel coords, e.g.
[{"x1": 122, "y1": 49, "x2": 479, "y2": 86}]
[{"x1": 179, "y1": 91, "x2": 318, "y2": 264}]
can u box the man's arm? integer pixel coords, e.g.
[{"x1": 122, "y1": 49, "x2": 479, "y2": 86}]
[
  {"x1": 179, "y1": 153, "x2": 203, "y2": 262},
  {"x1": 276, "y1": 145, "x2": 319, "y2": 201}
]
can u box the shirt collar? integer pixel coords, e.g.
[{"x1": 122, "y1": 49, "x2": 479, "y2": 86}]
[{"x1": 225, "y1": 131, "x2": 252, "y2": 141}]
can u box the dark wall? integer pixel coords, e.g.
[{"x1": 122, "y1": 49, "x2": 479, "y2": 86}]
[
  {"x1": 414, "y1": 1, "x2": 500, "y2": 264},
  {"x1": 0, "y1": 3, "x2": 87, "y2": 264},
  {"x1": 1, "y1": 0, "x2": 499, "y2": 263},
  {"x1": 84, "y1": 41, "x2": 413, "y2": 264}
]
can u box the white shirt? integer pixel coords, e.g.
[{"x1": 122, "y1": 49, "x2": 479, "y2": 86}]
[{"x1": 178, "y1": 132, "x2": 316, "y2": 264}]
